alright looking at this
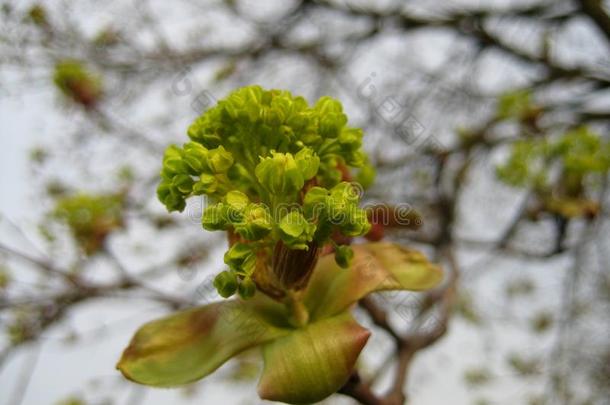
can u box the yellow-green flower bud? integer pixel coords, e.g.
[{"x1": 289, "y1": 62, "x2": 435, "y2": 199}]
[
  {"x1": 340, "y1": 209, "x2": 371, "y2": 236},
  {"x1": 334, "y1": 245, "x2": 354, "y2": 269},
  {"x1": 182, "y1": 142, "x2": 209, "y2": 175},
  {"x1": 238, "y1": 277, "x2": 256, "y2": 299},
  {"x1": 224, "y1": 243, "x2": 256, "y2": 275},
  {"x1": 356, "y1": 162, "x2": 376, "y2": 189},
  {"x1": 278, "y1": 211, "x2": 316, "y2": 250},
  {"x1": 172, "y1": 174, "x2": 194, "y2": 194},
  {"x1": 295, "y1": 148, "x2": 320, "y2": 180},
  {"x1": 213, "y1": 270, "x2": 238, "y2": 298},
  {"x1": 255, "y1": 152, "x2": 304, "y2": 195},
  {"x1": 234, "y1": 203, "x2": 272, "y2": 240},
  {"x1": 192, "y1": 173, "x2": 218, "y2": 195},
  {"x1": 303, "y1": 187, "x2": 329, "y2": 219},
  {"x1": 207, "y1": 146, "x2": 234, "y2": 173},
  {"x1": 202, "y1": 203, "x2": 229, "y2": 230}
]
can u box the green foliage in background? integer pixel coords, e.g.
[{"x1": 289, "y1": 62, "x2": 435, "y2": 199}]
[
  {"x1": 53, "y1": 193, "x2": 125, "y2": 255},
  {"x1": 53, "y1": 60, "x2": 103, "y2": 108}
]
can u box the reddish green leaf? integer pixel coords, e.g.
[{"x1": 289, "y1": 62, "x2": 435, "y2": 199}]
[
  {"x1": 304, "y1": 242, "x2": 443, "y2": 320},
  {"x1": 117, "y1": 300, "x2": 287, "y2": 387},
  {"x1": 257, "y1": 312, "x2": 370, "y2": 404}
]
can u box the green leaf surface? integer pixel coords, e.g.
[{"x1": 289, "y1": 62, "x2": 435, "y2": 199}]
[
  {"x1": 117, "y1": 300, "x2": 287, "y2": 387},
  {"x1": 304, "y1": 242, "x2": 443, "y2": 320},
  {"x1": 257, "y1": 312, "x2": 370, "y2": 404}
]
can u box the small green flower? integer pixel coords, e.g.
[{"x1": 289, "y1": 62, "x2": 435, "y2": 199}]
[
  {"x1": 201, "y1": 203, "x2": 229, "y2": 230},
  {"x1": 334, "y1": 244, "x2": 354, "y2": 268},
  {"x1": 278, "y1": 211, "x2": 316, "y2": 250},
  {"x1": 238, "y1": 277, "x2": 257, "y2": 299},
  {"x1": 255, "y1": 151, "x2": 305, "y2": 196},
  {"x1": 207, "y1": 145, "x2": 234, "y2": 173},
  {"x1": 213, "y1": 270, "x2": 238, "y2": 298},
  {"x1": 234, "y1": 203, "x2": 273, "y2": 240},
  {"x1": 224, "y1": 243, "x2": 256, "y2": 275}
]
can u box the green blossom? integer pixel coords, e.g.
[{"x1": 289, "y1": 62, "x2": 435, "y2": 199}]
[
  {"x1": 213, "y1": 270, "x2": 238, "y2": 298},
  {"x1": 224, "y1": 243, "x2": 256, "y2": 275},
  {"x1": 278, "y1": 211, "x2": 316, "y2": 250},
  {"x1": 157, "y1": 86, "x2": 376, "y2": 298},
  {"x1": 334, "y1": 244, "x2": 354, "y2": 268},
  {"x1": 234, "y1": 203, "x2": 273, "y2": 240},
  {"x1": 255, "y1": 151, "x2": 304, "y2": 195}
]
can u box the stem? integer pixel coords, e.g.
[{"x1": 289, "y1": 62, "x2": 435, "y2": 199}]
[{"x1": 287, "y1": 291, "x2": 309, "y2": 327}]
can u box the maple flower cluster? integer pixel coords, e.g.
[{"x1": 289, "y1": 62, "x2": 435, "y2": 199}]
[{"x1": 157, "y1": 85, "x2": 375, "y2": 299}]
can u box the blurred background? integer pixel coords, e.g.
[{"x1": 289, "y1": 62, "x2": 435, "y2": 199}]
[{"x1": 1, "y1": 0, "x2": 609, "y2": 404}]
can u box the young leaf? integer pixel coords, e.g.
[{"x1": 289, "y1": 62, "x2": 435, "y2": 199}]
[
  {"x1": 117, "y1": 301, "x2": 287, "y2": 387},
  {"x1": 257, "y1": 312, "x2": 370, "y2": 404},
  {"x1": 304, "y1": 242, "x2": 443, "y2": 320}
]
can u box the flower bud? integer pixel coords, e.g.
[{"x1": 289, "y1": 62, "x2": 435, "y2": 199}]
[
  {"x1": 238, "y1": 277, "x2": 256, "y2": 299},
  {"x1": 334, "y1": 245, "x2": 354, "y2": 269},
  {"x1": 295, "y1": 148, "x2": 320, "y2": 180},
  {"x1": 234, "y1": 203, "x2": 272, "y2": 240},
  {"x1": 303, "y1": 187, "x2": 329, "y2": 219},
  {"x1": 214, "y1": 270, "x2": 238, "y2": 298},
  {"x1": 338, "y1": 128, "x2": 362, "y2": 152},
  {"x1": 356, "y1": 162, "x2": 376, "y2": 189},
  {"x1": 157, "y1": 182, "x2": 186, "y2": 212},
  {"x1": 340, "y1": 209, "x2": 371, "y2": 236},
  {"x1": 192, "y1": 173, "x2": 218, "y2": 195},
  {"x1": 278, "y1": 211, "x2": 316, "y2": 250},
  {"x1": 202, "y1": 203, "x2": 229, "y2": 230},
  {"x1": 182, "y1": 142, "x2": 209, "y2": 175},
  {"x1": 224, "y1": 243, "x2": 256, "y2": 274},
  {"x1": 206, "y1": 146, "x2": 234, "y2": 173},
  {"x1": 255, "y1": 152, "x2": 304, "y2": 195},
  {"x1": 172, "y1": 174, "x2": 194, "y2": 194},
  {"x1": 225, "y1": 190, "x2": 249, "y2": 211}
]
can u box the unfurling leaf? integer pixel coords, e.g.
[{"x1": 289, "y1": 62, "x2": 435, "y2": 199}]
[
  {"x1": 304, "y1": 242, "x2": 443, "y2": 320},
  {"x1": 257, "y1": 312, "x2": 370, "y2": 404},
  {"x1": 117, "y1": 301, "x2": 286, "y2": 387}
]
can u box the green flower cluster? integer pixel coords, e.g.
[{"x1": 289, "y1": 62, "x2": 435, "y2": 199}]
[
  {"x1": 497, "y1": 126, "x2": 610, "y2": 188},
  {"x1": 157, "y1": 86, "x2": 375, "y2": 299},
  {"x1": 497, "y1": 126, "x2": 609, "y2": 218},
  {"x1": 496, "y1": 89, "x2": 540, "y2": 122},
  {"x1": 53, "y1": 60, "x2": 102, "y2": 107},
  {"x1": 53, "y1": 193, "x2": 124, "y2": 255}
]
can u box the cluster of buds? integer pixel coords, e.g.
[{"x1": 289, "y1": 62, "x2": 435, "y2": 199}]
[
  {"x1": 497, "y1": 126, "x2": 609, "y2": 219},
  {"x1": 157, "y1": 86, "x2": 375, "y2": 299},
  {"x1": 53, "y1": 193, "x2": 125, "y2": 255},
  {"x1": 53, "y1": 60, "x2": 103, "y2": 108}
]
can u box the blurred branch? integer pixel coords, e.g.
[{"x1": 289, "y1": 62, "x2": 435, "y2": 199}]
[{"x1": 578, "y1": 0, "x2": 610, "y2": 42}]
